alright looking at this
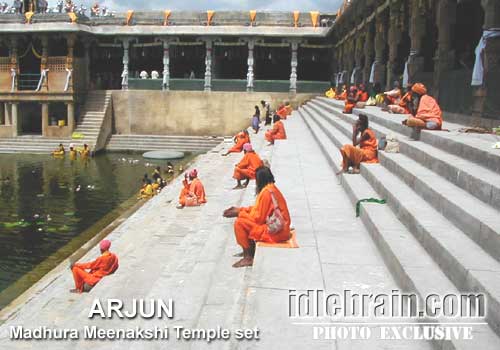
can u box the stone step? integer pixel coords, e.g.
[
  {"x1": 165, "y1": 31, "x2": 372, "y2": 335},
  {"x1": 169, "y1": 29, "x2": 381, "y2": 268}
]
[
  {"x1": 311, "y1": 99, "x2": 500, "y2": 212},
  {"x1": 307, "y1": 102, "x2": 500, "y2": 263},
  {"x1": 318, "y1": 97, "x2": 500, "y2": 173},
  {"x1": 298, "y1": 109, "x2": 500, "y2": 349},
  {"x1": 301, "y1": 105, "x2": 500, "y2": 338}
]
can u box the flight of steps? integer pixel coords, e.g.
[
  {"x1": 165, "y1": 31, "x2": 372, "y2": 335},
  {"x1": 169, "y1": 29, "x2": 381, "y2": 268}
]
[
  {"x1": 299, "y1": 97, "x2": 500, "y2": 349},
  {"x1": 106, "y1": 134, "x2": 224, "y2": 152},
  {"x1": 72, "y1": 90, "x2": 112, "y2": 150},
  {"x1": 0, "y1": 135, "x2": 71, "y2": 154}
]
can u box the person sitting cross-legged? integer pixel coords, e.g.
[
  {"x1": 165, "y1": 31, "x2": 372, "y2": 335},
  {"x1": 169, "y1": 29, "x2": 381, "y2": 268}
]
[
  {"x1": 337, "y1": 113, "x2": 379, "y2": 175},
  {"x1": 402, "y1": 83, "x2": 442, "y2": 132},
  {"x1": 222, "y1": 130, "x2": 250, "y2": 156},
  {"x1": 70, "y1": 239, "x2": 119, "y2": 293},
  {"x1": 223, "y1": 166, "x2": 291, "y2": 268},
  {"x1": 265, "y1": 114, "x2": 287, "y2": 145},
  {"x1": 177, "y1": 169, "x2": 206, "y2": 209},
  {"x1": 233, "y1": 143, "x2": 264, "y2": 189}
]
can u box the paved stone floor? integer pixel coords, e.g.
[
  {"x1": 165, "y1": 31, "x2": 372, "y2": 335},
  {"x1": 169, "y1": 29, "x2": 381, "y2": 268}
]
[{"x1": 0, "y1": 116, "x2": 433, "y2": 349}]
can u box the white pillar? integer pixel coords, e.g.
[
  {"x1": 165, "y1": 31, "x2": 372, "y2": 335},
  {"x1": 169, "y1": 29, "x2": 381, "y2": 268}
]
[
  {"x1": 162, "y1": 41, "x2": 170, "y2": 91},
  {"x1": 67, "y1": 102, "x2": 75, "y2": 132},
  {"x1": 11, "y1": 103, "x2": 18, "y2": 137},
  {"x1": 121, "y1": 39, "x2": 130, "y2": 90},
  {"x1": 247, "y1": 40, "x2": 255, "y2": 92},
  {"x1": 289, "y1": 42, "x2": 299, "y2": 94},
  {"x1": 204, "y1": 40, "x2": 213, "y2": 92}
]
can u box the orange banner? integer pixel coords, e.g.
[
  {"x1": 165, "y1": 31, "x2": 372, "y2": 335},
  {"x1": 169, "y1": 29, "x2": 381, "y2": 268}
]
[
  {"x1": 293, "y1": 11, "x2": 300, "y2": 28},
  {"x1": 126, "y1": 10, "x2": 134, "y2": 26},
  {"x1": 163, "y1": 10, "x2": 171, "y2": 26},
  {"x1": 207, "y1": 10, "x2": 214, "y2": 26},
  {"x1": 249, "y1": 10, "x2": 256, "y2": 23},
  {"x1": 310, "y1": 11, "x2": 319, "y2": 27}
]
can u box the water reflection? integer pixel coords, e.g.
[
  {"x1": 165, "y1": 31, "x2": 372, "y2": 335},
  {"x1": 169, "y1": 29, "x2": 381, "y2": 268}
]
[{"x1": 0, "y1": 152, "x2": 195, "y2": 308}]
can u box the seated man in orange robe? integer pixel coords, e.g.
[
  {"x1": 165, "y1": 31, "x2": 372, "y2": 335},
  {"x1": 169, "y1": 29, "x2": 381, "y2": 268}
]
[
  {"x1": 276, "y1": 104, "x2": 288, "y2": 120},
  {"x1": 402, "y1": 83, "x2": 442, "y2": 131},
  {"x1": 336, "y1": 85, "x2": 347, "y2": 100},
  {"x1": 223, "y1": 166, "x2": 291, "y2": 268},
  {"x1": 265, "y1": 114, "x2": 287, "y2": 145},
  {"x1": 337, "y1": 114, "x2": 378, "y2": 175},
  {"x1": 70, "y1": 239, "x2": 119, "y2": 293},
  {"x1": 356, "y1": 84, "x2": 369, "y2": 102},
  {"x1": 222, "y1": 130, "x2": 250, "y2": 156},
  {"x1": 343, "y1": 86, "x2": 358, "y2": 114},
  {"x1": 233, "y1": 143, "x2": 264, "y2": 189},
  {"x1": 177, "y1": 169, "x2": 207, "y2": 209},
  {"x1": 383, "y1": 81, "x2": 402, "y2": 106}
]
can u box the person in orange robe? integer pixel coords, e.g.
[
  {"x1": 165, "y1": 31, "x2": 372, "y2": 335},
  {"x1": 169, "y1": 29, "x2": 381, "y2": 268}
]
[
  {"x1": 233, "y1": 143, "x2": 264, "y2": 189},
  {"x1": 222, "y1": 130, "x2": 250, "y2": 156},
  {"x1": 177, "y1": 169, "x2": 206, "y2": 209},
  {"x1": 402, "y1": 83, "x2": 442, "y2": 130},
  {"x1": 388, "y1": 87, "x2": 413, "y2": 114},
  {"x1": 338, "y1": 114, "x2": 379, "y2": 175},
  {"x1": 383, "y1": 81, "x2": 402, "y2": 106},
  {"x1": 336, "y1": 85, "x2": 347, "y2": 100},
  {"x1": 356, "y1": 83, "x2": 369, "y2": 102},
  {"x1": 343, "y1": 86, "x2": 358, "y2": 114},
  {"x1": 223, "y1": 166, "x2": 291, "y2": 268},
  {"x1": 70, "y1": 239, "x2": 119, "y2": 293},
  {"x1": 276, "y1": 104, "x2": 288, "y2": 119},
  {"x1": 265, "y1": 114, "x2": 287, "y2": 145},
  {"x1": 285, "y1": 102, "x2": 293, "y2": 116}
]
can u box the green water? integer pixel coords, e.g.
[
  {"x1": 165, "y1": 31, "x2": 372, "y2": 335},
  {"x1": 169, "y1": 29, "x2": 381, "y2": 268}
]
[{"x1": 0, "y1": 151, "x2": 196, "y2": 309}]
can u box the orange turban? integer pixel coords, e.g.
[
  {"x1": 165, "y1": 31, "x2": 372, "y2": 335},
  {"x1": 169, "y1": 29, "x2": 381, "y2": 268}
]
[{"x1": 411, "y1": 83, "x2": 427, "y2": 95}]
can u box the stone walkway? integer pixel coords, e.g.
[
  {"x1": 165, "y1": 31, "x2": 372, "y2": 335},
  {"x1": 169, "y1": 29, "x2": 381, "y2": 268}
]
[{"x1": 0, "y1": 115, "x2": 434, "y2": 349}]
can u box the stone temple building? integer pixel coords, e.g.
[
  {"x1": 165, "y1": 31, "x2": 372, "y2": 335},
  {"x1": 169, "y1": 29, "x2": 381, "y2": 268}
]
[{"x1": 0, "y1": 1, "x2": 498, "y2": 153}]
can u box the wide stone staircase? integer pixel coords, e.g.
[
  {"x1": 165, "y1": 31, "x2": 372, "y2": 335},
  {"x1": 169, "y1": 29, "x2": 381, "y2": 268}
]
[
  {"x1": 298, "y1": 97, "x2": 500, "y2": 349},
  {"x1": 0, "y1": 135, "x2": 71, "y2": 154},
  {"x1": 106, "y1": 134, "x2": 224, "y2": 153}
]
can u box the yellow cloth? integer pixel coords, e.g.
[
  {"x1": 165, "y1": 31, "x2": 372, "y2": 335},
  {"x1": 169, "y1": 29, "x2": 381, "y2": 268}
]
[
  {"x1": 293, "y1": 11, "x2": 300, "y2": 27},
  {"x1": 249, "y1": 10, "x2": 256, "y2": 23},
  {"x1": 310, "y1": 11, "x2": 319, "y2": 27},
  {"x1": 126, "y1": 10, "x2": 134, "y2": 25},
  {"x1": 207, "y1": 10, "x2": 214, "y2": 25},
  {"x1": 25, "y1": 12, "x2": 34, "y2": 24},
  {"x1": 163, "y1": 10, "x2": 171, "y2": 25},
  {"x1": 68, "y1": 12, "x2": 77, "y2": 23}
]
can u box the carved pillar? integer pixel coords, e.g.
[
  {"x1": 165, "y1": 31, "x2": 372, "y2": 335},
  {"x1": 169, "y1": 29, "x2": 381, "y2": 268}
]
[
  {"x1": 387, "y1": 3, "x2": 403, "y2": 89},
  {"x1": 66, "y1": 35, "x2": 76, "y2": 92},
  {"x1": 11, "y1": 103, "x2": 18, "y2": 137},
  {"x1": 482, "y1": 0, "x2": 500, "y2": 29},
  {"x1": 354, "y1": 34, "x2": 364, "y2": 84},
  {"x1": 67, "y1": 102, "x2": 75, "y2": 132},
  {"x1": 246, "y1": 39, "x2": 255, "y2": 92},
  {"x1": 121, "y1": 38, "x2": 131, "y2": 90},
  {"x1": 161, "y1": 40, "x2": 170, "y2": 91},
  {"x1": 373, "y1": 13, "x2": 387, "y2": 86},
  {"x1": 407, "y1": 0, "x2": 426, "y2": 84},
  {"x1": 83, "y1": 40, "x2": 91, "y2": 90},
  {"x1": 289, "y1": 41, "x2": 299, "y2": 94},
  {"x1": 9, "y1": 37, "x2": 18, "y2": 91},
  {"x1": 433, "y1": 0, "x2": 456, "y2": 99},
  {"x1": 40, "y1": 36, "x2": 49, "y2": 91},
  {"x1": 363, "y1": 27, "x2": 374, "y2": 84},
  {"x1": 41, "y1": 103, "x2": 49, "y2": 136},
  {"x1": 204, "y1": 40, "x2": 213, "y2": 91}
]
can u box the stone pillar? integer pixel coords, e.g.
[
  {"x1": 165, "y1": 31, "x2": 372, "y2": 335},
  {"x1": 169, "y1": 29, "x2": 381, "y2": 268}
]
[
  {"x1": 433, "y1": 0, "x2": 456, "y2": 99},
  {"x1": 121, "y1": 38, "x2": 131, "y2": 90},
  {"x1": 4, "y1": 103, "x2": 11, "y2": 126},
  {"x1": 66, "y1": 35, "x2": 76, "y2": 92},
  {"x1": 41, "y1": 103, "x2": 49, "y2": 136},
  {"x1": 9, "y1": 37, "x2": 19, "y2": 91},
  {"x1": 363, "y1": 27, "x2": 374, "y2": 84},
  {"x1": 203, "y1": 40, "x2": 213, "y2": 92},
  {"x1": 0, "y1": 103, "x2": 4, "y2": 125},
  {"x1": 246, "y1": 39, "x2": 255, "y2": 92},
  {"x1": 482, "y1": 0, "x2": 500, "y2": 29},
  {"x1": 11, "y1": 103, "x2": 18, "y2": 137},
  {"x1": 40, "y1": 36, "x2": 49, "y2": 91},
  {"x1": 354, "y1": 34, "x2": 365, "y2": 84},
  {"x1": 386, "y1": 3, "x2": 403, "y2": 89},
  {"x1": 289, "y1": 41, "x2": 299, "y2": 94},
  {"x1": 83, "y1": 40, "x2": 91, "y2": 90},
  {"x1": 67, "y1": 102, "x2": 75, "y2": 132},
  {"x1": 373, "y1": 13, "x2": 387, "y2": 86},
  {"x1": 407, "y1": 0, "x2": 426, "y2": 84},
  {"x1": 162, "y1": 40, "x2": 170, "y2": 91}
]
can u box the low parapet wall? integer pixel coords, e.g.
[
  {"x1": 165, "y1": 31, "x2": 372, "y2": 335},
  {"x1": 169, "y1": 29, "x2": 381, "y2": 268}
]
[{"x1": 111, "y1": 90, "x2": 316, "y2": 136}]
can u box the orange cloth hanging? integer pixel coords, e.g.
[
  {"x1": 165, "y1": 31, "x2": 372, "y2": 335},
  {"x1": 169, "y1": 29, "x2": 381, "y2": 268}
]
[
  {"x1": 126, "y1": 10, "x2": 134, "y2": 25},
  {"x1": 310, "y1": 11, "x2": 319, "y2": 27},
  {"x1": 207, "y1": 10, "x2": 215, "y2": 26},
  {"x1": 293, "y1": 11, "x2": 300, "y2": 27},
  {"x1": 163, "y1": 10, "x2": 171, "y2": 26}
]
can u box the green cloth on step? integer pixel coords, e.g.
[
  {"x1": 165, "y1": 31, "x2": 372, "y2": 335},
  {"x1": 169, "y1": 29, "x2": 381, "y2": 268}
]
[{"x1": 356, "y1": 198, "x2": 386, "y2": 217}]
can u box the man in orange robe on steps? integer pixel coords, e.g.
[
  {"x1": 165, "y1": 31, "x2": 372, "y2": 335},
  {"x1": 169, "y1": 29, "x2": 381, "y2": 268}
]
[
  {"x1": 265, "y1": 114, "x2": 287, "y2": 145},
  {"x1": 276, "y1": 104, "x2": 288, "y2": 120},
  {"x1": 402, "y1": 83, "x2": 442, "y2": 131},
  {"x1": 222, "y1": 130, "x2": 250, "y2": 156},
  {"x1": 223, "y1": 166, "x2": 291, "y2": 268},
  {"x1": 233, "y1": 143, "x2": 264, "y2": 189},
  {"x1": 177, "y1": 169, "x2": 206, "y2": 209},
  {"x1": 70, "y1": 239, "x2": 119, "y2": 293}
]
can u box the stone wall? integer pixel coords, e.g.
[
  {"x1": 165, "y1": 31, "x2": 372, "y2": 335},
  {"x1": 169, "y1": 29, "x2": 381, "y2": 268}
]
[{"x1": 111, "y1": 90, "x2": 315, "y2": 136}]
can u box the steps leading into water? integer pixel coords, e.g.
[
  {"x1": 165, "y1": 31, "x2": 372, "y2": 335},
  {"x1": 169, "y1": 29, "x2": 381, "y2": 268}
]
[
  {"x1": 0, "y1": 136, "x2": 71, "y2": 154},
  {"x1": 299, "y1": 98, "x2": 500, "y2": 348},
  {"x1": 106, "y1": 134, "x2": 224, "y2": 152}
]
